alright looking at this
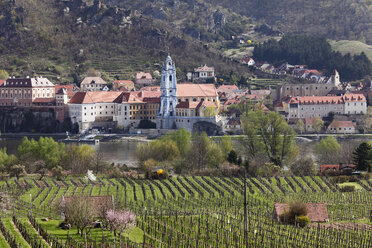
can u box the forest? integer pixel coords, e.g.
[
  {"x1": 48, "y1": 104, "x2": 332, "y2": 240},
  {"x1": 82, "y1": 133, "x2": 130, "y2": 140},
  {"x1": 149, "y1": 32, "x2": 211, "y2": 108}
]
[{"x1": 253, "y1": 35, "x2": 372, "y2": 81}]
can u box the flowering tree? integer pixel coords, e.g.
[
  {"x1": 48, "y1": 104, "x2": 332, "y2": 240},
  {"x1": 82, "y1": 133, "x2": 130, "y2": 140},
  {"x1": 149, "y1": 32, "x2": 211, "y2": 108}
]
[{"x1": 106, "y1": 209, "x2": 136, "y2": 236}]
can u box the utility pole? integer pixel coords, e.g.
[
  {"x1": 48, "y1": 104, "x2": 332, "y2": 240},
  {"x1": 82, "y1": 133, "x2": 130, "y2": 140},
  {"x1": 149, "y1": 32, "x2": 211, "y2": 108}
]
[{"x1": 243, "y1": 167, "x2": 248, "y2": 247}]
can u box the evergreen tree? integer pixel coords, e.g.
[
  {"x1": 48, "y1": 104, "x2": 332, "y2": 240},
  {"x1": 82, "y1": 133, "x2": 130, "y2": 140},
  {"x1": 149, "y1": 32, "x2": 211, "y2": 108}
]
[{"x1": 352, "y1": 142, "x2": 372, "y2": 172}]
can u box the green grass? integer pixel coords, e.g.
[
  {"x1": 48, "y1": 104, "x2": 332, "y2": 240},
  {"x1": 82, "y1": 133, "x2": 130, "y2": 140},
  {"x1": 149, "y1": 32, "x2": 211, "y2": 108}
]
[
  {"x1": 20, "y1": 219, "x2": 51, "y2": 247},
  {"x1": 37, "y1": 219, "x2": 143, "y2": 244},
  {"x1": 0, "y1": 230, "x2": 10, "y2": 248},
  {"x1": 338, "y1": 182, "x2": 363, "y2": 190},
  {"x1": 329, "y1": 40, "x2": 372, "y2": 62},
  {"x1": 2, "y1": 218, "x2": 31, "y2": 248}
]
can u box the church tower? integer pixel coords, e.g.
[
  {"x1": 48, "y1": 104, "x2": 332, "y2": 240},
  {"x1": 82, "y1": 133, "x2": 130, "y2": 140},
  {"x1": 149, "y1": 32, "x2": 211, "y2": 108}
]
[{"x1": 157, "y1": 55, "x2": 177, "y2": 128}]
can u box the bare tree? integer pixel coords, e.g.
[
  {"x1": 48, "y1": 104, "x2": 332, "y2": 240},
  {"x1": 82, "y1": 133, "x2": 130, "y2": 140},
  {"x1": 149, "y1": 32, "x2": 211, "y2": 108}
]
[{"x1": 64, "y1": 196, "x2": 95, "y2": 236}]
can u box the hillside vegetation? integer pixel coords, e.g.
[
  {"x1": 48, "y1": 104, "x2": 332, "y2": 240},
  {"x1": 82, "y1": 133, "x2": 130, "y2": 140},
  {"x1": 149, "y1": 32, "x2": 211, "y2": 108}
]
[
  {"x1": 206, "y1": 0, "x2": 372, "y2": 44},
  {"x1": 0, "y1": 0, "x2": 251, "y2": 83}
]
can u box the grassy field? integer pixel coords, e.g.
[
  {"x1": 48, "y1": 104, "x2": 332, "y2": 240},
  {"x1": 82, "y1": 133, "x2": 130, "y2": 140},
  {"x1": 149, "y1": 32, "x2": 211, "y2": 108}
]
[{"x1": 330, "y1": 39, "x2": 372, "y2": 61}]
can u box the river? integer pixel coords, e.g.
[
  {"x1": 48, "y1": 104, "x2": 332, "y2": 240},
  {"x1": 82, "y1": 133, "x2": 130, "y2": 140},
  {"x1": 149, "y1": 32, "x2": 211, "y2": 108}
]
[{"x1": 0, "y1": 135, "x2": 371, "y2": 168}]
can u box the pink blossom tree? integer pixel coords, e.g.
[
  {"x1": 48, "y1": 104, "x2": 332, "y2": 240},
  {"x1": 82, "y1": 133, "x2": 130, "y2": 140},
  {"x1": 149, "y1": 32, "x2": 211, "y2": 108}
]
[{"x1": 106, "y1": 209, "x2": 136, "y2": 236}]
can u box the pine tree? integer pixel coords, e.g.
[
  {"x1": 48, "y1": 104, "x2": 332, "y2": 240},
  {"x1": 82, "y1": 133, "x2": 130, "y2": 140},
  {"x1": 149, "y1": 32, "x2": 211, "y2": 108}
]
[{"x1": 352, "y1": 142, "x2": 372, "y2": 172}]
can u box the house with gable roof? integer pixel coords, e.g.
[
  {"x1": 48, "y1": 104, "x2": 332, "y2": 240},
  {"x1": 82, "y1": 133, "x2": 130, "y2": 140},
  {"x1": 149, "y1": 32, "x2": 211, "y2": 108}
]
[{"x1": 80, "y1": 77, "x2": 108, "y2": 92}]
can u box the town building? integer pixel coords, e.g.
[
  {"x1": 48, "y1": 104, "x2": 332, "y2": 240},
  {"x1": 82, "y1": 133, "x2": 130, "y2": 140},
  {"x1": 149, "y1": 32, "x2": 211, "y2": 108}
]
[
  {"x1": 281, "y1": 93, "x2": 366, "y2": 119},
  {"x1": 187, "y1": 65, "x2": 215, "y2": 83},
  {"x1": 0, "y1": 77, "x2": 55, "y2": 107},
  {"x1": 135, "y1": 72, "x2": 154, "y2": 85},
  {"x1": 327, "y1": 120, "x2": 356, "y2": 134},
  {"x1": 80, "y1": 77, "x2": 108, "y2": 91},
  {"x1": 113, "y1": 80, "x2": 135, "y2": 91},
  {"x1": 241, "y1": 57, "x2": 255, "y2": 66},
  {"x1": 157, "y1": 56, "x2": 219, "y2": 131}
]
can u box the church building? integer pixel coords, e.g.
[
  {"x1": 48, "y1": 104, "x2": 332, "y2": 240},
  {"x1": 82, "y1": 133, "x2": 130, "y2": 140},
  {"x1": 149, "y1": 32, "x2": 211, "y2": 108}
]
[{"x1": 156, "y1": 56, "x2": 220, "y2": 131}]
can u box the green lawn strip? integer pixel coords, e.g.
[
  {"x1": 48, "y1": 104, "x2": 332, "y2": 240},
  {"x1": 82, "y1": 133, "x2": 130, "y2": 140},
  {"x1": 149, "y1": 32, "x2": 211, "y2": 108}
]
[
  {"x1": 287, "y1": 177, "x2": 303, "y2": 192},
  {"x1": 36, "y1": 219, "x2": 143, "y2": 244},
  {"x1": 267, "y1": 178, "x2": 281, "y2": 193},
  {"x1": 20, "y1": 219, "x2": 51, "y2": 247},
  {"x1": 41, "y1": 187, "x2": 58, "y2": 207},
  {"x1": 0, "y1": 230, "x2": 10, "y2": 248},
  {"x1": 33, "y1": 187, "x2": 50, "y2": 206},
  {"x1": 204, "y1": 176, "x2": 230, "y2": 196},
  {"x1": 188, "y1": 177, "x2": 214, "y2": 197},
  {"x1": 278, "y1": 177, "x2": 295, "y2": 193},
  {"x1": 338, "y1": 182, "x2": 363, "y2": 190},
  {"x1": 142, "y1": 183, "x2": 155, "y2": 201},
  {"x1": 304, "y1": 176, "x2": 322, "y2": 192},
  {"x1": 21, "y1": 187, "x2": 41, "y2": 202},
  {"x1": 133, "y1": 181, "x2": 144, "y2": 202},
  {"x1": 294, "y1": 177, "x2": 311, "y2": 192},
  {"x1": 74, "y1": 186, "x2": 84, "y2": 196},
  {"x1": 168, "y1": 177, "x2": 189, "y2": 197},
  {"x1": 2, "y1": 218, "x2": 31, "y2": 248},
  {"x1": 194, "y1": 176, "x2": 220, "y2": 197},
  {"x1": 250, "y1": 178, "x2": 270, "y2": 193},
  {"x1": 64, "y1": 185, "x2": 75, "y2": 197},
  {"x1": 155, "y1": 180, "x2": 174, "y2": 199},
  {"x1": 179, "y1": 177, "x2": 201, "y2": 198},
  {"x1": 146, "y1": 181, "x2": 165, "y2": 201},
  {"x1": 91, "y1": 185, "x2": 101, "y2": 196},
  {"x1": 312, "y1": 176, "x2": 331, "y2": 192}
]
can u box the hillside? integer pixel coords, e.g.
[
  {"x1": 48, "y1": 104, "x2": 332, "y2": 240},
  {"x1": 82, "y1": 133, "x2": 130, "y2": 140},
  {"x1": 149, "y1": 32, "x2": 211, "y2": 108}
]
[
  {"x1": 0, "y1": 0, "x2": 252, "y2": 84},
  {"x1": 205, "y1": 0, "x2": 372, "y2": 44}
]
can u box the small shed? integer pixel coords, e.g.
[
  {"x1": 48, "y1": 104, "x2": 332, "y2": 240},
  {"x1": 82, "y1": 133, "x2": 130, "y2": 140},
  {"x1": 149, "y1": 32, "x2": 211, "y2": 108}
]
[{"x1": 274, "y1": 203, "x2": 329, "y2": 222}]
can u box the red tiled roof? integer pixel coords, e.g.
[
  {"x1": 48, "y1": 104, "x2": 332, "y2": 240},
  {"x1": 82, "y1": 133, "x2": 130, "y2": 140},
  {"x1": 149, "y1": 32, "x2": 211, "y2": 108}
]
[
  {"x1": 68, "y1": 91, "x2": 123, "y2": 104},
  {"x1": 0, "y1": 80, "x2": 5, "y2": 86},
  {"x1": 321, "y1": 164, "x2": 356, "y2": 173},
  {"x1": 195, "y1": 65, "x2": 214, "y2": 72},
  {"x1": 274, "y1": 203, "x2": 329, "y2": 222},
  {"x1": 305, "y1": 118, "x2": 313, "y2": 125},
  {"x1": 81, "y1": 77, "x2": 107, "y2": 85},
  {"x1": 286, "y1": 94, "x2": 365, "y2": 105},
  {"x1": 114, "y1": 80, "x2": 133, "y2": 84},
  {"x1": 328, "y1": 120, "x2": 355, "y2": 129},
  {"x1": 55, "y1": 85, "x2": 75, "y2": 98},
  {"x1": 217, "y1": 84, "x2": 239, "y2": 93},
  {"x1": 177, "y1": 83, "x2": 217, "y2": 97}
]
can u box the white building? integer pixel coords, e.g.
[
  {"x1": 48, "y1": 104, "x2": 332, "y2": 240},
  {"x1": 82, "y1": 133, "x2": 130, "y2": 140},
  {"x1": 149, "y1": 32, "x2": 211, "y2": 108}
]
[
  {"x1": 187, "y1": 65, "x2": 215, "y2": 82},
  {"x1": 327, "y1": 120, "x2": 356, "y2": 134},
  {"x1": 283, "y1": 93, "x2": 366, "y2": 119},
  {"x1": 80, "y1": 77, "x2": 108, "y2": 92}
]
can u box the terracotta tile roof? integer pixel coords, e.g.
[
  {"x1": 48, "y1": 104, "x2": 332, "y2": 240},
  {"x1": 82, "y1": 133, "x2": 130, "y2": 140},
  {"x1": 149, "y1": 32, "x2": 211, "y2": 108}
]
[
  {"x1": 68, "y1": 91, "x2": 122, "y2": 104},
  {"x1": 285, "y1": 94, "x2": 365, "y2": 105},
  {"x1": 80, "y1": 77, "x2": 107, "y2": 85},
  {"x1": 114, "y1": 80, "x2": 133, "y2": 84},
  {"x1": 177, "y1": 83, "x2": 217, "y2": 97},
  {"x1": 217, "y1": 84, "x2": 239, "y2": 93},
  {"x1": 274, "y1": 203, "x2": 329, "y2": 222},
  {"x1": 135, "y1": 72, "x2": 152, "y2": 80},
  {"x1": 194, "y1": 65, "x2": 214, "y2": 72},
  {"x1": 328, "y1": 120, "x2": 355, "y2": 129},
  {"x1": 55, "y1": 85, "x2": 75, "y2": 98},
  {"x1": 0, "y1": 80, "x2": 5, "y2": 86},
  {"x1": 321, "y1": 164, "x2": 356, "y2": 173}
]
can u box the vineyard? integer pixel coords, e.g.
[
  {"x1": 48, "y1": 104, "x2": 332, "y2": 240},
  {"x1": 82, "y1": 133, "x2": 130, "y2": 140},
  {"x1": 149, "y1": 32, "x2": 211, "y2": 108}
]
[{"x1": 0, "y1": 175, "x2": 371, "y2": 247}]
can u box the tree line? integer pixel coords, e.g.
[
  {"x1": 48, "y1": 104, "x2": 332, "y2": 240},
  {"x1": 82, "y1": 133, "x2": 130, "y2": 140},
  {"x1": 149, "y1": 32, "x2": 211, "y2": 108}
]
[
  {"x1": 253, "y1": 35, "x2": 372, "y2": 81},
  {"x1": 0, "y1": 137, "x2": 107, "y2": 180}
]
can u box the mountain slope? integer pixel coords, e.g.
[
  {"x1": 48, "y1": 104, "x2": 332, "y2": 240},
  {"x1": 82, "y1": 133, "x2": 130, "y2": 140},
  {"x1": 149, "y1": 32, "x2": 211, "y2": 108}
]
[
  {"x1": 0, "y1": 0, "x2": 250, "y2": 83},
  {"x1": 205, "y1": 0, "x2": 372, "y2": 44}
]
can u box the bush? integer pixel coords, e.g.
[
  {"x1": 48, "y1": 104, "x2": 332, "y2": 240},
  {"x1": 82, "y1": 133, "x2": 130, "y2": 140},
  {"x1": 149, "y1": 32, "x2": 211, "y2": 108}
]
[
  {"x1": 280, "y1": 202, "x2": 308, "y2": 224},
  {"x1": 340, "y1": 185, "x2": 355, "y2": 192},
  {"x1": 295, "y1": 216, "x2": 310, "y2": 228}
]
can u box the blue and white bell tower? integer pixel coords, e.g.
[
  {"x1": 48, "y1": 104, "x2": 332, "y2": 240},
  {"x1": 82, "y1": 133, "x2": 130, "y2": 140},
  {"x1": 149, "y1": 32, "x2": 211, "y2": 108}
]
[{"x1": 157, "y1": 55, "x2": 178, "y2": 129}]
